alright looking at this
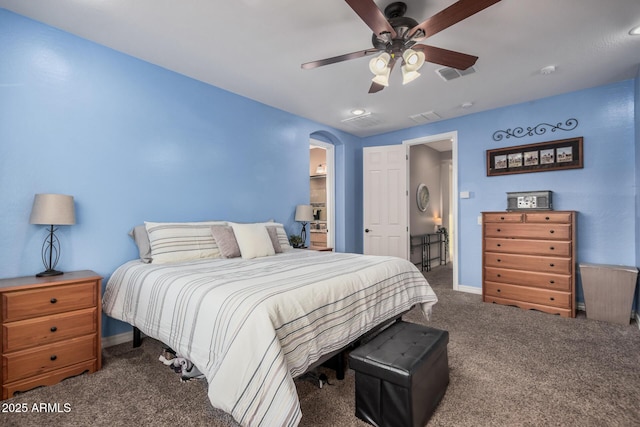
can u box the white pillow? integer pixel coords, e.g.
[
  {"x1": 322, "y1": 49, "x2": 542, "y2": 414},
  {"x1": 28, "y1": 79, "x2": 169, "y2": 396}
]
[
  {"x1": 231, "y1": 223, "x2": 276, "y2": 259},
  {"x1": 145, "y1": 221, "x2": 226, "y2": 264}
]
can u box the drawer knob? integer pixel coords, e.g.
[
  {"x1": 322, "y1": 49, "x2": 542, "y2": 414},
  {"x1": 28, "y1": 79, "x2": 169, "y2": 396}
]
[
  {"x1": 497, "y1": 259, "x2": 502, "y2": 262},
  {"x1": 50, "y1": 355, "x2": 57, "y2": 361},
  {"x1": 496, "y1": 228, "x2": 501, "y2": 232},
  {"x1": 550, "y1": 263, "x2": 555, "y2": 267},
  {"x1": 500, "y1": 216, "x2": 505, "y2": 220},
  {"x1": 497, "y1": 274, "x2": 501, "y2": 277},
  {"x1": 496, "y1": 243, "x2": 501, "y2": 247},
  {"x1": 50, "y1": 298, "x2": 57, "y2": 304},
  {"x1": 550, "y1": 297, "x2": 555, "y2": 301},
  {"x1": 550, "y1": 246, "x2": 555, "y2": 250},
  {"x1": 497, "y1": 289, "x2": 501, "y2": 292},
  {"x1": 549, "y1": 280, "x2": 555, "y2": 284},
  {"x1": 50, "y1": 326, "x2": 57, "y2": 332},
  {"x1": 545, "y1": 216, "x2": 550, "y2": 221},
  {"x1": 549, "y1": 230, "x2": 555, "y2": 234}
]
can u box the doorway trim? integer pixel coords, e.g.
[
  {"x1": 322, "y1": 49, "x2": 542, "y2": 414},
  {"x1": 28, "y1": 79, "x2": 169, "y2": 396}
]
[
  {"x1": 310, "y1": 138, "x2": 335, "y2": 250},
  {"x1": 403, "y1": 131, "x2": 459, "y2": 290}
]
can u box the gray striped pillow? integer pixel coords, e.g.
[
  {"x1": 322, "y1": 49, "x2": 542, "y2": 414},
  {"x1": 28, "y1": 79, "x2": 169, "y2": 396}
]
[{"x1": 144, "y1": 221, "x2": 226, "y2": 264}]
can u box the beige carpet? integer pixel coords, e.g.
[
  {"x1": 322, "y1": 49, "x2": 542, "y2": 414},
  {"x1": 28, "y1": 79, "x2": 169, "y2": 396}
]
[{"x1": 4, "y1": 265, "x2": 640, "y2": 426}]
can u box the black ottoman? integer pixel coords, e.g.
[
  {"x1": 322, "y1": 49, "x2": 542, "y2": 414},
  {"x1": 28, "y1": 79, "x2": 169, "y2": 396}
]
[{"x1": 348, "y1": 321, "x2": 449, "y2": 427}]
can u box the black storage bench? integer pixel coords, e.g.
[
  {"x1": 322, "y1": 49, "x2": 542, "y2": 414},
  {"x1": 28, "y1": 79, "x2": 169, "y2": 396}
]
[{"x1": 348, "y1": 321, "x2": 449, "y2": 427}]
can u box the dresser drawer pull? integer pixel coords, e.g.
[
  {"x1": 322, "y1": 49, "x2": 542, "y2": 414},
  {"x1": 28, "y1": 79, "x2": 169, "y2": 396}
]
[
  {"x1": 496, "y1": 289, "x2": 501, "y2": 293},
  {"x1": 496, "y1": 243, "x2": 501, "y2": 247},
  {"x1": 500, "y1": 216, "x2": 505, "y2": 220},
  {"x1": 549, "y1": 280, "x2": 555, "y2": 284},
  {"x1": 497, "y1": 259, "x2": 502, "y2": 262},
  {"x1": 50, "y1": 326, "x2": 58, "y2": 332},
  {"x1": 496, "y1": 228, "x2": 501, "y2": 232},
  {"x1": 50, "y1": 298, "x2": 57, "y2": 304},
  {"x1": 550, "y1": 297, "x2": 555, "y2": 301},
  {"x1": 550, "y1": 246, "x2": 555, "y2": 250},
  {"x1": 549, "y1": 263, "x2": 555, "y2": 267},
  {"x1": 549, "y1": 230, "x2": 555, "y2": 234},
  {"x1": 50, "y1": 355, "x2": 57, "y2": 361},
  {"x1": 545, "y1": 216, "x2": 550, "y2": 221},
  {"x1": 497, "y1": 274, "x2": 502, "y2": 277}
]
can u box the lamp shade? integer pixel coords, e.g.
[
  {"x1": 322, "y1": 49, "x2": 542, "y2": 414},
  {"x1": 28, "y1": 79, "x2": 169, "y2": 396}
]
[
  {"x1": 29, "y1": 194, "x2": 76, "y2": 225},
  {"x1": 295, "y1": 205, "x2": 314, "y2": 222}
]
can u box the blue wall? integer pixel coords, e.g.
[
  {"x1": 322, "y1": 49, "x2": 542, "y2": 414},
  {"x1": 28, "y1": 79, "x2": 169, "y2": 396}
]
[
  {"x1": 2, "y1": 8, "x2": 638, "y2": 338},
  {"x1": 635, "y1": 67, "x2": 640, "y2": 312},
  {"x1": 363, "y1": 80, "x2": 636, "y2": 302},
  {"x1": 0, "y1": 10, "x2": 363, "y2": 337}
]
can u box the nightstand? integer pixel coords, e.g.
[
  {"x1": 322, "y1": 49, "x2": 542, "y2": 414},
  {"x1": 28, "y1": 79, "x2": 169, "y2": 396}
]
[{"x1": 0, "y1": 270, "x2": 102, "y2": 399}]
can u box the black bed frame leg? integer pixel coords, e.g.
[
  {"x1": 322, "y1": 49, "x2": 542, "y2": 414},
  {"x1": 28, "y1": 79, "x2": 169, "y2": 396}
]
[
  {"x1": 335, "y1": 351, "x2": 345, "y2": 380},
  {"x1": 133, "y1": 327, "x2": 141, "y2": 348}
]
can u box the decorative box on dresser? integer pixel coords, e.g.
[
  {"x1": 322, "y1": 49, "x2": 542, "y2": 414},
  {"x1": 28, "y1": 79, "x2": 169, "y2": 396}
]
[
  {"x1": 0, "y1": 270, "x2": 102, "y2": 399},
  {"x1": 482, "y1": 211, "x2": 576, "y2": 318}
]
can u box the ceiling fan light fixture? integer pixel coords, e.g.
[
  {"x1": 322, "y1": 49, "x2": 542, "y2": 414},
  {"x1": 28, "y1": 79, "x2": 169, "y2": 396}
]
[
  {"x1": 402, "y1": 68, "x2": 421, "y2": 85},
  {"x1": 402, "y1": 49, "x2": 425, "y2": 72},
  {"x1": 372, "y1": 69, "x2": 390, "y2": 87},
  {"x1": 369, "y1": 52, "x2": 391, "y2": 75}
]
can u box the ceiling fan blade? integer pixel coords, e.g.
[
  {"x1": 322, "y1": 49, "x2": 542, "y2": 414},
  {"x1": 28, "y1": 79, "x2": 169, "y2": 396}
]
[
  {"x1": 302, "y1": 48, "x2": 380, "y2": 70},
  {"x1": 345, "y1": 0, "x2": 397, "y2": 39},
  {"x1": 413, "y1": 44, "x2": 478, "y2": 70},
  {"x1": 368, "y1": 82, "x2": 385, "y2": 93},
  {"x1": 409, "y1": 0, "x2": 501, "y2": 40}
]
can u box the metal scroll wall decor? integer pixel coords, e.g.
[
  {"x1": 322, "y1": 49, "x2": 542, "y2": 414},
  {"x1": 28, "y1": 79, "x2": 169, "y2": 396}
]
[{"x1": 492, "y1": 118, "x2": 579, "y2": 141}]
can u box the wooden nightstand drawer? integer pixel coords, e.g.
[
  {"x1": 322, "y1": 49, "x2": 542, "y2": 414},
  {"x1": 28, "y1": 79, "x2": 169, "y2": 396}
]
[
  {"x1": 484, "y1": 223, "x2": 570, "y2": 240},
  {"x1": 2, "y1": 282, "x2": 96, "y2": 322},
  {"x1": 484, "y1": 267, "x2": 571, "y2": 291},
  {"x1": 484, "y1": 238, "x2": 571, "y2": 256},
  {"x1": 3, "y1": 360, "x2": 97, "y2": 400},
  {"x1": 524, "y1": 212, "x2": 573, "y2": 223},
  {"x1": 483, "y1": 212, "x2": 523, "y2": 223},
  {"x1": 3, "y1": 308, "x2": 97, "y2": 352},
  {"x1": 484, "y1": 281, "x2": 570, "y2": 309},
  {"x1": 2, "y1": 335, "x2": 96, "y2": 383},
  {"x1": 484, "y1": 252, "x2": 571, "y2": 274}
]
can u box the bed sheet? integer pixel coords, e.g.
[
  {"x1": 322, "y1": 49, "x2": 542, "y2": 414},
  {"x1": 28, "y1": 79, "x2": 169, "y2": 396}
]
[{"x1": 103, "y1": 250, "x2": 437, "y2": 426}]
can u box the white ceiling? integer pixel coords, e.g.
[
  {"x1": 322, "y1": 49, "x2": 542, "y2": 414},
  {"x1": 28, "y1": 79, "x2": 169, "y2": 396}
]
[{"x1": 1, "y1": 0, "x2": 639, "y2": 137}]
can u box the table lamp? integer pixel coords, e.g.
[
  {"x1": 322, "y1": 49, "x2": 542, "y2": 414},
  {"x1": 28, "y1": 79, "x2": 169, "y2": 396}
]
[
  {"x1": 29, "y1": 193, "x2": 76, "y2": 277},
  {"x1": 294, "y1": 204, "x2": 314, "y2": 246}
]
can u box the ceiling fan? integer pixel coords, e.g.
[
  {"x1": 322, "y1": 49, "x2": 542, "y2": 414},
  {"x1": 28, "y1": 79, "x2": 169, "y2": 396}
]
[{"x1": 301, "y1": 0, "x2": 502, "y2": 93}]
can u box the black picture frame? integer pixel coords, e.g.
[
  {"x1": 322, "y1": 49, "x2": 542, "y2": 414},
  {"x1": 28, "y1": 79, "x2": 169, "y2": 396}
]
[{"x1": 486, "y1": 137, "x2": 583, "y2": 176}]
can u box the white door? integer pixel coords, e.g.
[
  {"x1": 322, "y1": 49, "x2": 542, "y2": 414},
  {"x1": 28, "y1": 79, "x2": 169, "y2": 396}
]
[{"x1": 363, "y1": 145, "x2": 408, "y2": 258}]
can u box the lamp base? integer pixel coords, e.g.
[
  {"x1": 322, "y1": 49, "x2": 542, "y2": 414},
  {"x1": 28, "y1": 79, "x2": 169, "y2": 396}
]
[{"x1": 36, "y1": 269, "x2": 64, "y2": 277}]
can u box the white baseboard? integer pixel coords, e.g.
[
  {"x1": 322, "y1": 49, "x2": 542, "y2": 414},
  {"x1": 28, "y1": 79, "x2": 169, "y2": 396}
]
[{"x1": 455, "y1": 284, "x2": 482, "y2": 295}]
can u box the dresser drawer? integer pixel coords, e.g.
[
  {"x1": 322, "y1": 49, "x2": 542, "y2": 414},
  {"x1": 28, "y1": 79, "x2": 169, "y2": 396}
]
[
  {"x1": 2, "y1": 335, "x2": 96, "y2": 383},
  {"x1": 484, "y1": 238, "x2": 571, "y2": 256},
  {"x1": 484, "y1": 252, "x2": 571, "y2": 274},
  {"x1": 483, "y1": 212, "x2": 523, "y2": 223},
  {"x1": 525, "y1": 212, "x2": 573, "y2": 223},
  {"x1": 3, "y1": 360, "x2": 97, "y2": 400},
  {"x1": 2, "y1": 308, "x2": 97, "y2": 353},
  {"x1": 484, "y1": 281, "x2": 571, "y2": 308},
  {"x1": 484, "y1": 267, "x2": 571, "y2": 291},
  {"x1": 2, "y1": 282, "x2": 96, "y2": 322},
  {"x1": 484, "y1": 223, "x2": 570, "y2": 240}
]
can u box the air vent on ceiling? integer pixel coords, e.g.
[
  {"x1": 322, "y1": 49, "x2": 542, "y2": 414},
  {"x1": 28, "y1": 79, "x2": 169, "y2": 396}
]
[
  {"x1": 436, "y1": 65, "x2": 476, "y2": 82},
  {"x1": 409, "y1": 111, "x2": 441, "y2": 124},
  {"x1": 341, "y1": 112, "x2": 382, "y2": 129}
]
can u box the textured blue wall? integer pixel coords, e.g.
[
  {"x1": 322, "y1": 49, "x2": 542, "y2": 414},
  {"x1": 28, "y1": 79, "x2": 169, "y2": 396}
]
[
  {"x1": 635, "y1": 67, "x2": 640, "y2": 312},
  {"x1": 363, "y1": 80, "x2": 636, "y2": 302},
  {"x1": 0, "y1": 10, "x2": 363, "y2": 337}
]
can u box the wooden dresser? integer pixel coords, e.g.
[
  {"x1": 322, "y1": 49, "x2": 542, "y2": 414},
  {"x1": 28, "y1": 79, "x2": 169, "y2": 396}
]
[
  {"x1": 0, "y1": 270, "x2": 102, "y2": 399},
  {"x1": 482, "y1": 211, "x2": 576, "y2": 318}
]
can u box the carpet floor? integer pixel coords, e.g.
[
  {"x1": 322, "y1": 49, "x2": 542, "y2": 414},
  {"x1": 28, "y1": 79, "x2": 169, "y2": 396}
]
[{"x1": 4, "y1": 264, "x2": 640, "y2": 426}]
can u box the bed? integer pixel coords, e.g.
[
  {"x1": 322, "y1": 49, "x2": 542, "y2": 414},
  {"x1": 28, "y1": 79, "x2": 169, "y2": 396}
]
[{"x1": 102, "y1": 221, "x2": 438, "y2": 427}]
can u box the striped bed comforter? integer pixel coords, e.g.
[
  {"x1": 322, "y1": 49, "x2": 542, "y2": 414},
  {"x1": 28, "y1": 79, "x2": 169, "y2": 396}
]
[{"x1": 102, "y1": 250, "x2": 438, "y2": 426}]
